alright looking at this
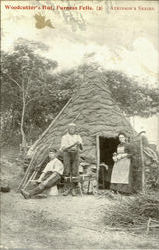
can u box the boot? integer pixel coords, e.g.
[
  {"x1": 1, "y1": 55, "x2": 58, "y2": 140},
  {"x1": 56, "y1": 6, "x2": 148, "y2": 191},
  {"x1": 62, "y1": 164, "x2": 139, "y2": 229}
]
[
  {"x1": 21, "y1": 185, "x2": 44, "y2": 199},
  {"x1": 71, "y1": 182, "x2": 78, "y2": 196},
  {"x1": 29, "y1": 185, "x2": 44, "y2": 197},
  {"x1": 63, "y1": 183, "x2": 72, "y2": 196},
  {"x1": 71, "y1": 187, "x2": 77, "y2": 196}
]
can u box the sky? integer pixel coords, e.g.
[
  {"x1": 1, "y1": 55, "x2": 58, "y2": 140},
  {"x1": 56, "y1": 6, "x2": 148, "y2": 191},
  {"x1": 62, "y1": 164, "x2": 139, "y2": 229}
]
[
  {"x1": 1, "y1": 0, "x2": 159, "y2": 88},
  {"x1": 1, "y1": 0, "x2": 159, "y2": 144},
  {"x1": 129, "y1": 115, "x2": 159, "y2": 148}
]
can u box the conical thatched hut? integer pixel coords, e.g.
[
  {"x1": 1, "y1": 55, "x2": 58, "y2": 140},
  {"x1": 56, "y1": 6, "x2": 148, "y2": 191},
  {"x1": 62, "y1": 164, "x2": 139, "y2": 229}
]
[
  {"x1": 19, "y1": 69, "x2": 159, "y2": 193},
  {"x1": 19, "y1": 69, "x2": 138, "y2": 190}
]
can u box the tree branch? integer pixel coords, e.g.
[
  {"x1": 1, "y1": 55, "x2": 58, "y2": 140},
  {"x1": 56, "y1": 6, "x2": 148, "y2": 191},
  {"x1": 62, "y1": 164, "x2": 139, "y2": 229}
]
[
  {"x1": 25, "y1": 92, "x2": 59, "y2": 106},
  {"x1": 25, "y1": 61, "x2": 35, "y2": 99},
  {"x1": 26, "y1": 96, "x2": 41, "y2": 106},
  {"x1": 5, "y1": 74, "x2": 23, "y2": 91}
]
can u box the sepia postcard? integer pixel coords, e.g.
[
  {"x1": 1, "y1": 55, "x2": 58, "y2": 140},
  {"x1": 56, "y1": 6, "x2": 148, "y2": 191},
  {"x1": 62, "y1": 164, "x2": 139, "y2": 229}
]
[{"x1": 1, "y1": 0, "x2": 159, "y2": 249}]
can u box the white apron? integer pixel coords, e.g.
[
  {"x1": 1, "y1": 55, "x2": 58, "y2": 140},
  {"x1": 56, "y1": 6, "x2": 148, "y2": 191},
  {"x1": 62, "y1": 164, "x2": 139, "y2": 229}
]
[{"x1": 111, "y1": 145, "x2": 131, "y2": 184}]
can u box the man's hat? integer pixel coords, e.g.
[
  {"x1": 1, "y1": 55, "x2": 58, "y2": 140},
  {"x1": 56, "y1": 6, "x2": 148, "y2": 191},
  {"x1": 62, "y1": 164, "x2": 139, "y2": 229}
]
[{"x1": 48, "y1": 147, "x2": 57, "y2": 153}]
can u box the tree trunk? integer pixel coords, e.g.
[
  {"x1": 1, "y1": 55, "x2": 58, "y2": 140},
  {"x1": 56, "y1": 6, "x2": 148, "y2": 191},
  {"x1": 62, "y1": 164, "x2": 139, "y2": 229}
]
[
  {"x1": 140, "y1": 135, "x2": 145, "y2": 194},
  {"x1": 157, "y1": 115, "x2": 159, "y2": 151},
  {"x1": 20, "y1": 87, "x2": 27, "y2": 153}
]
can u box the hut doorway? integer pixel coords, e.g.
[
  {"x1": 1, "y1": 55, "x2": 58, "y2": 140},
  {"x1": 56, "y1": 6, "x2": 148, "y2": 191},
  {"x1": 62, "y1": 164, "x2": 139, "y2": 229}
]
[{"x1": 98, "y1": 136, "x2": 119, "y2": 189}]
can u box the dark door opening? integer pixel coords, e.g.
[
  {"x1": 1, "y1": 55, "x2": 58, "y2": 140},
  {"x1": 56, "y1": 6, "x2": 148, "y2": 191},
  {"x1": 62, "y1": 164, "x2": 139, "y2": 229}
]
[{"x1": 98, "y1": 136, "x2": 119, "y2": 189}]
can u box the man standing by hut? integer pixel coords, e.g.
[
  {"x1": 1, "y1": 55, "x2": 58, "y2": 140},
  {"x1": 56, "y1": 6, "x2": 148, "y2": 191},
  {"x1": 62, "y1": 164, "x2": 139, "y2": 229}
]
[{"x1": 60, "y1": 123, "x2": 83, "y2": 196}]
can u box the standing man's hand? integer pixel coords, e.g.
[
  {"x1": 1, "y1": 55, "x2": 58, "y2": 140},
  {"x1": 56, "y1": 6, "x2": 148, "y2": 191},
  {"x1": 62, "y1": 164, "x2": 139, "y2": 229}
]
[{"x1": 77, "y1": 141, "x2": 83, "y2": 150}]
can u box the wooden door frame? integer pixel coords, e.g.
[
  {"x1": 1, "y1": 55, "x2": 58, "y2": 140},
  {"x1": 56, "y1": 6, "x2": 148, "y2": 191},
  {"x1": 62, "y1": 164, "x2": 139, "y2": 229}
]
[{"x1": 96, "y1": 135, "x2": 100, "y2": 190}]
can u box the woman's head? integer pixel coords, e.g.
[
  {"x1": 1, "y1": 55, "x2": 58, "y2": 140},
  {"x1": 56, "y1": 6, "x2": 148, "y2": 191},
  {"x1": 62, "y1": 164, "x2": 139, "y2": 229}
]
[{"x1": 118, "y1": 132, "x2": 127, "y2": 143}]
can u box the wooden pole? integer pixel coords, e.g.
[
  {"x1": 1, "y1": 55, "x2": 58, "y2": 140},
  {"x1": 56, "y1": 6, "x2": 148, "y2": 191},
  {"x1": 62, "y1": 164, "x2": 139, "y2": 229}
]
[
  {"x1": 17, "y1": 144, "x2": 46, "y2": 191},
  {"x1": 17, "y1": 148, "x2": 39, "y2": 191},
  {"x1": 96, "y1": 135, "x2": 100, "y2": 191},
  {"x1": 72, "y1": 113, "x2": 81, "y2": 123},
  {"x1": 17, "y1": 98, "x2": 73, "y2": 191},
  {"x1": 140, "y1": 133, "x2": 146, "y2": 193},
  {"x1": 31, "y1": 98, "x2": 73, "y2": 151},
  {"x1": 157, "y1": 114, "x2": 159, "y2": 151},
  {"x1": 23, "y1": 170, "x2": 37, "y2": 190}
]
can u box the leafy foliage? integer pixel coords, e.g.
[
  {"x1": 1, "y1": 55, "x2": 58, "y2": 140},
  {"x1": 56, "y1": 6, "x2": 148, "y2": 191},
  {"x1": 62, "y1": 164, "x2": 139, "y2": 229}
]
[
  {"x1": 1, "y1": 38, "x2": 58, "y2": 143},
  {"x1": 101, "y1": 70, "x2": 159, "y2": 117},
  {"x1": 1, "y1": 39, "x2": 82, "y2": 144},
  {"x1": 1, "y1": 39, "x2": 159, "y2": 145}
]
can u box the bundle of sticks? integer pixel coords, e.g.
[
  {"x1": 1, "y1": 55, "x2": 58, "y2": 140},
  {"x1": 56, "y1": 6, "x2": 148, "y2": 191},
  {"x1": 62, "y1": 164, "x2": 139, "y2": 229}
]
[{"x1": 104, "y1": 193, "x2": 159, "y2": 232}]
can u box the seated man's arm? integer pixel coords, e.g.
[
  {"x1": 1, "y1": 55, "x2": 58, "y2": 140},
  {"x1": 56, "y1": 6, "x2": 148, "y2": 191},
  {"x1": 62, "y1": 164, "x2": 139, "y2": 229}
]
[
  {"x1": 37, "y1": 164, "x2": 50, "y2": 182},
  {"x1": 37, "y1": 173, "x2": 45, "y2": 182}
]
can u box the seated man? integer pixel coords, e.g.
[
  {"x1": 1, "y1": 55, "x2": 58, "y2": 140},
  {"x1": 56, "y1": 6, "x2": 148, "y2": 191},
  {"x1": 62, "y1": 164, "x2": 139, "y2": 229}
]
[{"x1": 20, "y1": 148, "x2": 64, "y2": 199}]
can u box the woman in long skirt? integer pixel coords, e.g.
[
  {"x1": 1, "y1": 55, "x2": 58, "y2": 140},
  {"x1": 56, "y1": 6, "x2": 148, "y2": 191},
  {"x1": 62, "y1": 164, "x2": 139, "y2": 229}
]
[{"x1": 110, "y1": 132, "x2": 133, "y2": 194}]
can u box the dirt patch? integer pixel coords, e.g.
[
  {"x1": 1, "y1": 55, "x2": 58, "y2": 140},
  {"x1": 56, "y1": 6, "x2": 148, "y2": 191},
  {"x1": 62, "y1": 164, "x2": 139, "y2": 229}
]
[
  {"x1": 1, "y1": 192, "x2": 159, "y2": 249},
  {"x1": 1, "y1": 148, "x2": 159, "y2": 249},
  {"x1": 1, "y1": 147, "x2": 23, "y2": 190}
]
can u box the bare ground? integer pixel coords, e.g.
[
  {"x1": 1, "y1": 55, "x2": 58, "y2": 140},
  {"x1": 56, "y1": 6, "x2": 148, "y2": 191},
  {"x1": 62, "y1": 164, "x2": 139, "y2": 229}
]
[{"x1": 1, "y1": 148, "x2": 159, "y2": 249}]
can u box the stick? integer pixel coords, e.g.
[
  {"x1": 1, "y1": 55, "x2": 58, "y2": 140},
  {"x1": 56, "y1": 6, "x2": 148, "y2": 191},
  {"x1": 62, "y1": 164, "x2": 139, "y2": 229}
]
[
  {"x1": 18, "y1": 101, "x2": 79, "y2": 191},
  {"x1": 146, "y1": 217, "x2": 151, "y2": 234},
  {"x1": 87, "y1": 179, "x2": 91, "y2": 193},
  {"x1": 23, "y1": 170, "x2": 38, "y2": 190},
  {"x1": 21, "y1": 156, "x2": 45, "y2": 189},
  {"x1": 140, "y1": 133, "x2": 146, "y2": 194},
  {"x1": 78, "y1": 182, "x2": 83, "y2": 196},
  {"x1": 17, "y1": 144, "x2": 45, "y2": 191},
  {"x1": 102, "y1": 167, "x2": 105, "y2": 189},
  {"x1": 148, "y1": 225, "x2": 159, "y2": 228},
  {"x1": 17, "y1": 146, "x2": 40, "y2": 191},
  {"x1": 150, "y1": 219, "x2": 159, "y2": 223},
  {"x1": 72, "y1": 113, "x2": 81, "y2": 122},
  {"x1": 31, "y1": 98, "x2": 73, "y2": 151},
  {"x1": 18, "y1": 99, "x2": 73, "y2": 191},
  {"x1": 96, "y1": 135, "x2": 100, "y2": 191},
  {"x1": 17, "y1": 166, "x2": 32, "y2": 191}
]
